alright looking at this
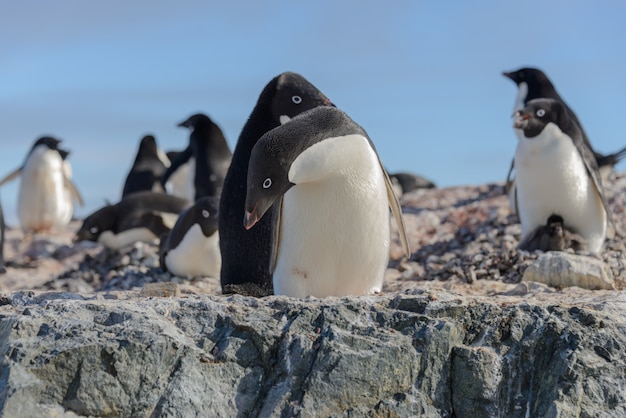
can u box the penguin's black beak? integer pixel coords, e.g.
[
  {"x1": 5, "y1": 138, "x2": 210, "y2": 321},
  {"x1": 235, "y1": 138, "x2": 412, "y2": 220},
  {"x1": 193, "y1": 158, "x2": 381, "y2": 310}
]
[
  {"x1": 503, "y1": 71, "x2": 513, "y2": 80},
  {"x1": 177, "y1": 120, "x2": 191, "y2": 128}
]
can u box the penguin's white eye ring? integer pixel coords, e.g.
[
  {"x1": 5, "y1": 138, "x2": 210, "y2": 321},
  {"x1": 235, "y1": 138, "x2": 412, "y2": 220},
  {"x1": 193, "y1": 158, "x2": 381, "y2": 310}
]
[
  {"x1": 90, "y1": 227, "x2": 98, "y2": 234},
  {"x1": 292, "y1": 95, "x2": 302, "y2": 104},
  {"x1": 536, "y1": 108, "x2": 546, "y2": 117},
  {"x1": 263, "y1": 178, "x2": 272, "y2": 189},
  {"x1": 201, "y1": 209, "x2": 210, "y2": 218}
]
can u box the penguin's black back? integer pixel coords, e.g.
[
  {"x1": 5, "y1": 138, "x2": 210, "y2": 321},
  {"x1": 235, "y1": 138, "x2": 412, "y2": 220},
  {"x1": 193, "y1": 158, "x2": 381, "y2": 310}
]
[{"x1": 122, "y1": 135, "x2": 167, "y2": 197}]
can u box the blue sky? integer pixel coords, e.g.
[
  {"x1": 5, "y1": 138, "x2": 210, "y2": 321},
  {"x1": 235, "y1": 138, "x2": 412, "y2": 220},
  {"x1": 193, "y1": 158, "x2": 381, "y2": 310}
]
[{"x1": 1, "y1": 1, "x2": 625, "y2": 225}]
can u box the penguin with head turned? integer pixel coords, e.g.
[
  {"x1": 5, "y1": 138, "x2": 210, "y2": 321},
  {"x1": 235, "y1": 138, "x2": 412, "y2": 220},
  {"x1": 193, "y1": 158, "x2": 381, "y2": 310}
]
[
  {"x1": 75, "y1": 191, "x2": 190, "y2": 250},
  {"x1": 122, "y1": 135, "x2": 170, "y2": 197},
  {"x1": 0, "y1": 136, "x2": 83, "y2": 232},
  {"x1": 244, "y1": 106, "x2": 410, "y2": 298},
  {"x1": 161, "y1": 113, "x2": 232, "y2": 201},
  {"x1": 503, "y1": 67, "x2": 626, "y2": 212},
  {"x1": 218, "y1": 72, "x2": 335, "y2": 296},
  {"x1": 513, "y1": 98, "x2": 616, "y2": 254}
]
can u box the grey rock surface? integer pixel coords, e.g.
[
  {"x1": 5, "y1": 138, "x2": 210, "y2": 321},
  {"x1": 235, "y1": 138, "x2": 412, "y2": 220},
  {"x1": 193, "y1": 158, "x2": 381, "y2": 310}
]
[
  {"x1": 1, "y1": 289, "x2": 625, "y2": 417},
  {"x1": 523, "y1": 252, "x2": 616, "y2": 290}
]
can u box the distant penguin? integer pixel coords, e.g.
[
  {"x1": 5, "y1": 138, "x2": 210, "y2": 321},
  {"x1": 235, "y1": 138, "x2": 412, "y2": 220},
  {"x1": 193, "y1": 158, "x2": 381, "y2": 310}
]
[
  {"x1": 75, "y1": 191, "x2": 190, "y2": 250},
  {"x1": 161, "y1": 113, "x2": 232, "y2": 201},
  {"x1": 219, "y1": 72, "x2": 335, "y2": 295},
  {"x1": 159, "y1": 196, "x2": 220, "y2": 278},
  {"x1": 520, "y1": 214, "x2": 588, "y2": 252},
  {"x1": 244, "y1": 106, "x2": 410, "y2": 298},
  {"x1": 0, "y1": 136, "x2": 83, "y2": 232},
  {"x1": 122, "y1": 135, "x2": 170, "y2": 197},
  {"x1": 164, "y1": 150, "x2": 195, "y2": 201},
  {"x1": 504, "y1": 67, "x2": 626, "y2": 211},
  {"x1": 0, "y1": 198, "x2": 5, "y2": 273},
  {"x1": 513, "y1": 98, "x2": 615, "y2": 254},
  {"x1": 388, "y1": 171, "x2": 436, "y2": 196}
]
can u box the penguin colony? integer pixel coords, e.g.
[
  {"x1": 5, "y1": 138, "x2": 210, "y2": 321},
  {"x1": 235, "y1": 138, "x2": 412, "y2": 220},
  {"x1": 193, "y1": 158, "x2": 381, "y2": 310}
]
[{"x1": 0, "y1": 68, "x2": 623, "y2": 298}]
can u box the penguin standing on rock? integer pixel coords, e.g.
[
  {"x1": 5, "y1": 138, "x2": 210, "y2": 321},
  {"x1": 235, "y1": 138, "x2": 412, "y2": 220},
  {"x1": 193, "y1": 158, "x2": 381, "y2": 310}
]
[
  {"x1": 122, "y1": 135, "x2": 170, "y2": 197},
  {"x1": 159, "y1": 196, "x2": 221, "y2": 278},
  {"x1": 0, "y1": 136, "x2": 83, "y2": 232},
  {"x1": 218, "y1": 72, "x2": 335, "y2": 296},
  {"x1": 161, "y1": 114, "x2": 232, "y2": 201},
  {"x1": 244, "y1": 106, "x2": 410, "y2": 298},
  {"x1": 513, "y1": 98, "x2": 615, "y2": 254},
  {"x1": 503, "y1": 67, "x2": 626, "y2": 210},
  {"x1": 74, "y1": 191, "x2": 190, "y2": 250}
]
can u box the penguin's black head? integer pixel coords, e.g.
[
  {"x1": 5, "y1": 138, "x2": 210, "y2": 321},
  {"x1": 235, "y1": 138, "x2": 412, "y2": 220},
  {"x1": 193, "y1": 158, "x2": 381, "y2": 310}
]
[
  {"x1": 178, "y1": 113, "x2": 211, "y2": 129},
  {"x1": 269, "y1": 72, "x2": 334, "y2": 126},
  {"x1": 243, "y1": 128, "x2": 296, "y2": 230},
  {"x1": 139, "y1": 135, "x2": 157, "y2": 150},
  {"x1": 33, "y1": 136, "x2": 62, "y2": 151},
  {"x1": 503, "y1": 67, "x2": 550, "y2": 86},
  {"x1": 74, "y1": 205, "x2": 117, "y2": 243},
  {"x1": 513, "y1": 98, "x2": 568, "y2": 138},
  {"x1": 194, "y1": 196, "x2": 220, "y2": 235}
]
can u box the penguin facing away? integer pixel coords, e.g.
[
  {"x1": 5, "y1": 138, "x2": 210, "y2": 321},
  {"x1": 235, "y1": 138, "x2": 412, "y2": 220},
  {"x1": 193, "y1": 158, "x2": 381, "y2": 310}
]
[
  {"x1": 122, "y1": 135, "x2": 170, "y2": 198},
  {"x1": 161, "y1": 113, "x2": 232, "y2": 201},
  {"x1": 513, "y1": 98, "x2": 614, "y2": 254},
  {"x1": 0, "y1": 136, "x2": 83, "y2": 232},
  {"x1": 0, "y1": 198, "x2": 5, "y2": 273},
  {"x1": 244, "y1": 106, "x2": 410, "y2": 298},
  {"x1": 159, "y1": 196, "x2": 221, "y2": 278},
  {"x1": 75, "y1": 191, "x2": 190, "y2": 250},
  {"x1": 218, "y1": 72, "x2": 335, "y2": 296}
]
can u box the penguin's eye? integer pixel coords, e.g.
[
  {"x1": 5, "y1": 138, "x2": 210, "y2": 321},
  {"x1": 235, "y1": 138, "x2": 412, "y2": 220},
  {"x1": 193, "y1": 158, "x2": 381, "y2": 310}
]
[
  {"x1": 263, "y1": 178, "x2": 272, "y2": 189},
  {"x1": 292, "y1": 95, "x2": 302, "y2": 105},
  {"x1": 90, "y1": 227, "x2": 98, "y2": 234},
  {"x1": 201, "y1": 209, "x2": 210, "y2": 218},
  {"x1": 536, "y1": 108, "x2": 546, "y2": 117}
]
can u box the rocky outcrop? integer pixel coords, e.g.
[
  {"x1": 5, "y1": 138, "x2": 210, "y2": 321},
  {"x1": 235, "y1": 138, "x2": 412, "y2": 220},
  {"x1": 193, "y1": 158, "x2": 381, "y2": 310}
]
[
  {"x1": 1, "y1": 289, "x2": 625, "y2": 417},
  {"x1": 523, "y1": 252, "x2": 616, "y2": 290}
]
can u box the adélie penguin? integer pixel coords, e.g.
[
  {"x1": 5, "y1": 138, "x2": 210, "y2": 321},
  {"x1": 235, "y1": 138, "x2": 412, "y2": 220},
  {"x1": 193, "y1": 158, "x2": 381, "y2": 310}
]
[
  {"x1": 513, "y1": 98, "x2": 616, "y2": 254},
  {"x1": 520, "y1": 214, "x2": 588, "y2": 253},
  {"x1": 0, "y1": 136, "x2": 83, "y2": 232},
  {"x1": 159, "y1": 196, "x2": 220, "y2": 278},
  {"x1": 122, "y1": 135, "x2": 170, "y2": 197},
  {"x1": 164, "y1": 150, "x2": 194, "y2": 200},
  {"x1": 75, "y1": 191, "x2": 190, "y2": 250},
  {"x1": 0, "y1": 197, "x2": 5, "y2": 273},
  {"x1": 161, "y1": 114, "x2": 232, "y2": 201},
  {"x1": 504, "y1": 67, "x2": 626, "y2": 211},
  {"x1": 244, "y1": 106, "x2": 411, "y2": 298},
  {"x1": 219, "y1": 72, "x2": 334, "y2": 296}
]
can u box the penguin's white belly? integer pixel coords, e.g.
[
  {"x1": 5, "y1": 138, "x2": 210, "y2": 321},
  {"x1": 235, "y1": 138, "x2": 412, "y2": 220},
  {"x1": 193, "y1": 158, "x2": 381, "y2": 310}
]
[
  {"x1": 98, "y1": 228, "x2": 157, "y2": 250},
  {"x1": 273, "y1": 136, "x2": 390, "y2": 298},
  {"x1": 18, "y1": 149, "x2": 71, "y2": 231},
  {"x1": 515, "y1": 124, "x2": 606, "y2": 253},
  {"x1": 166, "y1": 158, "x2": 195, "y2": 201},
  {"x1": 165, "y1": 225, "x2": 221, "y2": 278}
]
